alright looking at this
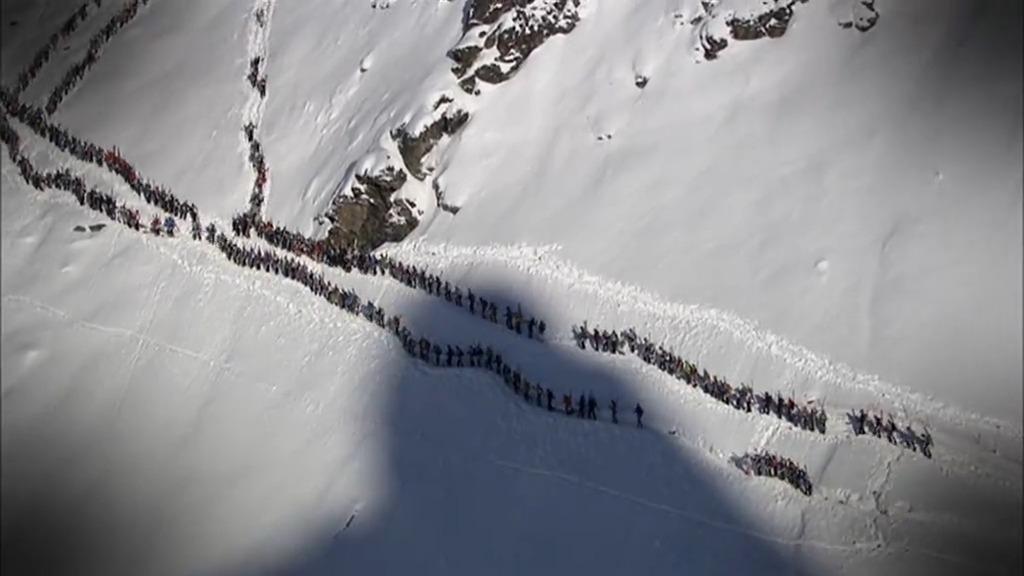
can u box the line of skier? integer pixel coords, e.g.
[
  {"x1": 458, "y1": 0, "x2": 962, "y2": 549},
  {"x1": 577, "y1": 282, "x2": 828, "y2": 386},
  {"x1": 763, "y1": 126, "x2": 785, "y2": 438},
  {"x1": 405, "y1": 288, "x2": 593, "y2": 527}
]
[
  {"x1": 247, "y1": 56, "x2": 268, "y2": 99},
  {"x1": 573, "y1": 324, "x2": 826, "y2": 434},
  {"x1": 242, "y1": 2, "x2": 273, "y2": 216},
  {"x1": 9, "y1": 0, "x2": 103, "y2": 98},
  {"x1": 848, "y1": 409, "x2": 932, "y2": 458},
  {"x1": 5, "y1": 126, "x2": 650, "y2": 436},
  {"x1": 731, "y1": 451, "x2": 813, "y2": 496},
  {"x1": 242, "y1": 122, "x2": 268, "y2": 215},
  {"x1": 45, "y1": 0, "x2": 155, "y2": 115},
  {"x1": 1, "y1": 89, "x2": 200, "y2": 229},
  {"x1": 231, "y1": 208, "x2": 549, "y2": 341},
  {"x1": 1, "y1": 117, "x2": 164, "y2": 236}
]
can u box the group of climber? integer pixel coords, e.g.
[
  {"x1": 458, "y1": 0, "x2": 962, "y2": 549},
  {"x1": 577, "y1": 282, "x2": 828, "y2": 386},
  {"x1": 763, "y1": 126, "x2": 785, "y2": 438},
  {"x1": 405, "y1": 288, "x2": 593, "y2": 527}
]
[
  {"x1": 45, "y1": 0, "x2": 154, "y2": 115},
  {"x1": 242, "y1": 121, "x2": 268, "y2": 214},
  {"x1": 5, "y1": 107, "x2": 619, "y2": 440},
  {"x1": 1, "y1": 88, "x2": 200, "y2": 229},
  {"x1": 402, "y1": 327, "x2": 646, "y2": 427},
  {"x1": 247, "y1": 56, "x2": 268, "y2": 98},
  {"x1": 230, "y1": 202, "x2": 549, "y2": 343},
  {"x1": 848, "y1": 409, "x2": 932, "y2": 458},
  {"x1": 217, "y1": 214, "x2": 646, "y2": 430},
  {"x1": 1, "y1": 113, "x2": 164, "y2": 237},
  {"x1": 11, "y1": 0, "x2": 102, "y2": 98},
  {"x1": 381, "y1": 257, "x2": 548, "y2": 339},
  {"x1": 732, "y1": 451, "x2": 813, "y2": 496},
  {"x1": 573, "y1": 323, "x2": 827, "y2": 434}
]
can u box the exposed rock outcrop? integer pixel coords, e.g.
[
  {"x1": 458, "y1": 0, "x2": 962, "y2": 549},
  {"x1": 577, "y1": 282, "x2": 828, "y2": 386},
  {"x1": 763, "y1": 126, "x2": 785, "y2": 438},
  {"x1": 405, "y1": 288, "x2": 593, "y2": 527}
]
[
  {"x1": 727, "y1": 3, "x2": 796, "y2": 41},
  {"x1": 839, "y1": 0, "x2": 879, "y2": 32},
  {"x1": 326, "y1": 163, "x2": 417, "y2": 251},
  {"x1": 391, "y1": 105, "x2": 469, "y2": 181},
  {"x1": 448, "y1": 0, "x2": 583, "y2": 93}
]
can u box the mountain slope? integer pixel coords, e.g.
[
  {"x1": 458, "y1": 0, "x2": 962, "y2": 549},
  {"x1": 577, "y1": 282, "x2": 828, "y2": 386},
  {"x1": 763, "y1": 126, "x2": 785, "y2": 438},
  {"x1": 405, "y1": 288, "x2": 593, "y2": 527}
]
[{"x1": 1, "y1": 1, "x2": 1021, "y2": 575}]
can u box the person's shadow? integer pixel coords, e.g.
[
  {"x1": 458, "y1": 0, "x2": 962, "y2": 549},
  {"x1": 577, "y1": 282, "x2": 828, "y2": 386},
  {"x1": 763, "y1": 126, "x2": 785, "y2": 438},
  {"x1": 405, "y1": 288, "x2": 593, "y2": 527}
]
[{"x1": 254, "y1": 283, "x2": 812, "y2": 576}]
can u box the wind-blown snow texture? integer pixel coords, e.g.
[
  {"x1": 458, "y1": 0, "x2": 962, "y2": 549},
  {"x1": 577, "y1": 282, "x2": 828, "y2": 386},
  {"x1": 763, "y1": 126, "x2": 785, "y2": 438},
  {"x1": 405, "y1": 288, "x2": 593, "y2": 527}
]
[{"x1": 1, "y1": 1, "x2": 1021, "y2": 575}]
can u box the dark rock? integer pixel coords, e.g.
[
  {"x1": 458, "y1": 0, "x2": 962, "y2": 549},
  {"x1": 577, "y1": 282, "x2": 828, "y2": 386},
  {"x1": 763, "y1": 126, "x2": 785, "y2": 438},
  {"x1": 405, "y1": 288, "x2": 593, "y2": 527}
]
[
  {"x1": 634, "y1": 74, "x2": 649, "y2": 89},
  {"x1": 433, "y1": 94, "x2": 454, "y2": 110},
  {"x1": 88, "y1": 223, "x2": 106, "y2": 232},
  {"x1": 458, "y1": 76, "x2": 480, "y2": 95},
  {"x1": 853, "y1": 0, "x2": 879, "y2": 32},
  {"x1": 391, "y1": 108, "x2": 469, "y2": 180},
  {"x1": 433, "y1": 180, "x2": 461, "y2": 215},
  {"x1": 327, "y1": 164, "x2": 417, "y2": 251},
  {"x1": 447, "y1": 44, "x2": 482, "y2": 77},
  {"x1": 447, "y1": 0, "x2": 582, "y2": 89},
  {"x1": 73, "y1": 225, "x2": 87, "y2": 232},
  {"x1": 728, "y1": 5, "x2": 793, "y2": 41},
  {"x1": 701, "y1": 33, "x2": 728, "y2": 60},
  {"x1": 474, "y1": 63, "x2": 507, "y2": 84}
]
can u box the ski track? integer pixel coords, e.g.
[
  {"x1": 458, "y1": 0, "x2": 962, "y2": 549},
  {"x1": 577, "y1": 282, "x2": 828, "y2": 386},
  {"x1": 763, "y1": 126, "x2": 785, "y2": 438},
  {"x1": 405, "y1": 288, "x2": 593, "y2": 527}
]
[{"x1": 384, "y1": 241, "x2": 1022, "y2": 440}]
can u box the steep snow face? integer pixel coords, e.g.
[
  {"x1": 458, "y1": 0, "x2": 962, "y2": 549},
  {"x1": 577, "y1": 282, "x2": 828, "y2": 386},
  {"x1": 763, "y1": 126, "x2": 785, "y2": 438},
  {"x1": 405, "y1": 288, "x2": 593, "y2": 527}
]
[
  {"x1": 424, "y1": 0, "x2": 1024, "y2": 423},
  {"x1": 259, "y1": 0, "x2": 465, "y2": 237}
]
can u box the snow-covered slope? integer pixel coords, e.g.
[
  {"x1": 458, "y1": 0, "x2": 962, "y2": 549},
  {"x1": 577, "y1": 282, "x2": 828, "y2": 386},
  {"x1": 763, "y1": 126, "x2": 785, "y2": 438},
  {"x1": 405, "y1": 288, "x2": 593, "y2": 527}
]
[{"x1": 2, "y1": 0, "x2": 1021, "y2": 575}]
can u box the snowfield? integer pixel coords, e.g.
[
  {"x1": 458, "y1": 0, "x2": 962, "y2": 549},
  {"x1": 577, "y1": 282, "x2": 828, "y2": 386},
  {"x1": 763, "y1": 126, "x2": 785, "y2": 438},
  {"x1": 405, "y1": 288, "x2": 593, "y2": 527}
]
[{"x1": 1, "y1": 1, "x2": 1021, "y2": 575}]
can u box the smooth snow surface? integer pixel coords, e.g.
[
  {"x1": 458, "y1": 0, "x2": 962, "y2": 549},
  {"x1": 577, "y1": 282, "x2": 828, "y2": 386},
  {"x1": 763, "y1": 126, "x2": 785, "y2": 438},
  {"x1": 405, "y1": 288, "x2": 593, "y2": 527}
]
[{"x1": 2, "y1": 1, "x2": 1021, "y2": 575}]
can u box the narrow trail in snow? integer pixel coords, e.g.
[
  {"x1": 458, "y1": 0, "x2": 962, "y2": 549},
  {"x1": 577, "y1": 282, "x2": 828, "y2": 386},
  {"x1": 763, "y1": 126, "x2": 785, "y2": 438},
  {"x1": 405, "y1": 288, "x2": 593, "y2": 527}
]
[{"x1": 239, "y1": 0, "x2": 275, "y2": 219}]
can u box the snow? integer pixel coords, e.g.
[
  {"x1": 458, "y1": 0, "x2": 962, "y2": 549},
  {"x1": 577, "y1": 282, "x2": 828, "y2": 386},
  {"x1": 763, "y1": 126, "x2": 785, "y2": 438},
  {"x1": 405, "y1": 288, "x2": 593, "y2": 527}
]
[{"x1": 2, "y1": 0, "x2": 1021, "y2": 575}]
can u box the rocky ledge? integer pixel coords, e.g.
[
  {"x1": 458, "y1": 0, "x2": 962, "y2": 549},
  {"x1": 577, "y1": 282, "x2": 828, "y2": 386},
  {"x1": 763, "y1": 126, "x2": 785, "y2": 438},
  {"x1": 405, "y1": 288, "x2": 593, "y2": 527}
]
[{"x1": 448, "y1": 0, "x2": 582, "y2": 94}]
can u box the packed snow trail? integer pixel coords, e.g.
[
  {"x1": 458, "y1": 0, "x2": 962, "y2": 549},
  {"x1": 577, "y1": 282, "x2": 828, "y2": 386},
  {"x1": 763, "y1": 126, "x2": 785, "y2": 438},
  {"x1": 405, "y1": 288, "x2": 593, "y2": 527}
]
[{"x1": 239, "y1": 0, "x2": 274, "y2": 218}]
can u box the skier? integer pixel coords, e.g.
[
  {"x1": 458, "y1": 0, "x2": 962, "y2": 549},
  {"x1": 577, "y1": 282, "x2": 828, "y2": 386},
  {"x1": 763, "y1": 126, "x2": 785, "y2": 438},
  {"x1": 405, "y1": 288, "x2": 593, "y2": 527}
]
[
  {"x1": 163, "y1": 215, "x2": 176, "y2": 237},
  {"x1": 546, "y1": 388, "x2": 555, "y2": 411},
  {"x1": 634, "y1": 403, "x2": 644, "y2": 428},
  {"x1": 577, "y1": 394, "x2": 586, "y2": 419},
  {"x1": 538, "y1": 320, "x2": 546, "y2": 338},
  {"x1": 527, "y1": 318, "x2": 536, "y2": 339},
  {"x1": 587, "y1": 393, "x2": 598, "y2": 420},
  {"x1": 609, "y1": 400, "x2": 618, "y2": 424},
  {"x1": 563, "y1": 393, "x2": 574, "y2": 415}
]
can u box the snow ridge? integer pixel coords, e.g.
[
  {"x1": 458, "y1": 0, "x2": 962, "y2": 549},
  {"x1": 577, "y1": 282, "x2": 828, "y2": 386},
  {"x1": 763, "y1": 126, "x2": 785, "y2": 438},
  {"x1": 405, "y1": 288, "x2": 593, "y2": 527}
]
[{"x1": 385, "y1": 240, "x2": 1023, "y2": 439}]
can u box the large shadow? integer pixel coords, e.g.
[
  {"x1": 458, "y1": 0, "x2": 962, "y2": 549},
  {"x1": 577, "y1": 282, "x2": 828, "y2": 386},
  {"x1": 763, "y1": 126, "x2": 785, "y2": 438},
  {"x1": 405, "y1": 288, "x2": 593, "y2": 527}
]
[{"x1": 253, "y1": 283, "x2": 813, "y2": 576}]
